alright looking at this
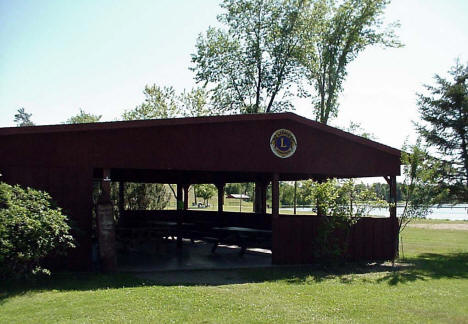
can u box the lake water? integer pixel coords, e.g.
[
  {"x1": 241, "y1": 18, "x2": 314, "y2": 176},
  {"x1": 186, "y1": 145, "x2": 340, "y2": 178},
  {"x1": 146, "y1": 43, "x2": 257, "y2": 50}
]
[{"x1": 280, "y1": 204, "x2": 468, "y2": 221}]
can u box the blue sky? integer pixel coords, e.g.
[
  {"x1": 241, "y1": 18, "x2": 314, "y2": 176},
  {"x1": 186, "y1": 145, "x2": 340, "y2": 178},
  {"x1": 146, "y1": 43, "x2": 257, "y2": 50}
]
[{"x1": 1, "y1": 0, "x2": 467, "y2": 150}]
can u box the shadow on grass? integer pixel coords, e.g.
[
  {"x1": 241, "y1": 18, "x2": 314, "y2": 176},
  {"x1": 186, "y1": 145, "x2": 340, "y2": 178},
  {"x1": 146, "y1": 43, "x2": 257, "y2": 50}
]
[
  {"x1": 2, "y1": 253, "x2": 467, "y2": 303},
  {"x1": 0, "y1": 272, "x2": 148, "y2": 305},
  {"x1": 377, "y1": 252, "x2": 468, "y2": 285}
]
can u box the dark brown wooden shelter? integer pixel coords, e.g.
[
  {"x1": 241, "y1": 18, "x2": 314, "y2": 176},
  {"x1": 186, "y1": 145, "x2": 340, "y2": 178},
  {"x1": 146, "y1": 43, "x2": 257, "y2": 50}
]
[{"x1": 0, "y1": 113, "x2": 400, "y2": 270}]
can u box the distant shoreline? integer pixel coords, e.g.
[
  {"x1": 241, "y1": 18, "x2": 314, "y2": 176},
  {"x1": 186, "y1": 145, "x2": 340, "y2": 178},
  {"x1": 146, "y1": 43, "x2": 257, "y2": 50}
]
[{"x1": 280, "y1": 204, "x2": 468, "y2": 221}]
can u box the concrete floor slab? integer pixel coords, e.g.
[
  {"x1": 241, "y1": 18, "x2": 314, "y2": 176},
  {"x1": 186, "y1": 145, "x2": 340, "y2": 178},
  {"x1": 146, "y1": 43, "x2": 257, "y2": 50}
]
[{"x1": 118, "y1": 239, "x2": 272, "y2": 272}]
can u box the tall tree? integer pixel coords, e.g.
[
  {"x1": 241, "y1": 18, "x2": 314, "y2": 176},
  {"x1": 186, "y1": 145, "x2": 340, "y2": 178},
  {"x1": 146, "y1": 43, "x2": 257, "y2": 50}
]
[
  {"x1": 191, "y1": 0, "x2": 309, "y2": 114},
  {"x1": 396, "y1": 140, "x2": 434, "y2": 258},
  {"x1": 299, "y1": 0, "x2": 401, "y2": 124},
  {"x1": 180, "y1": 87, "x2": 214, "y2": 117},
  {"x1": 65, "y1": 109, "x2": 102, "y2": 124},
  {"x1": 14, "y1": 107, "x2": 34, "y2": 126},
  {"x1": 122, "y1": 85, "x2": 179, "y2": 120},
  {"x1": 415, "y1": 61, "x2": 468, "y2": 202},
  {"x1": 194, "y1": 184, "x2": 216, "y2": 206}
]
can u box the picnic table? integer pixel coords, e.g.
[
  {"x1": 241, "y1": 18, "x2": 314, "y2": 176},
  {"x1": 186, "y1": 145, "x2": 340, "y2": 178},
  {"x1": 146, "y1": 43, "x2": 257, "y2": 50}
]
[
  {"x1": 116, "y1": 220, "x2": 183, "y2": 251},
  {"x1": 212, "y1": 226, "x2": 272, "y2": 255}
]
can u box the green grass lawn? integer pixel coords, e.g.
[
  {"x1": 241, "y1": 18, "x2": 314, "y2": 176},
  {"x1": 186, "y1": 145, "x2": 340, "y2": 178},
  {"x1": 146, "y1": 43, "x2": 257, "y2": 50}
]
[{"x1": 1, "y1": 223, "x2": 468, "y2": 323}]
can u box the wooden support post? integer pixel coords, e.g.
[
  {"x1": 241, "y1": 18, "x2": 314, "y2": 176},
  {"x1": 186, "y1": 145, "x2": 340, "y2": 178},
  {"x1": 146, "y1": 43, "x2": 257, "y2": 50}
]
[
  {"x1": 216, "y1": 183, "x2": 224, "y2": 213},
  {"x1": 176, "y1": 184, "x2": 183, "y2": 210},
  {"x1": 96, "y1": 168, "x2": 116, "y2": 272},
  {"x1": 271, "y1": 174, "x2": 279, "y2": 218},
  {"x1": 271, "y1": 174, "x2": 280, "y2": 265},
  {"x1": 384, "y1": 176, "x2": 397, "y2": 219},
  {"x1": 176, "y1": 183, "x2": 183, "y2": 248},
  {"x1": 254, "y1": 181, "x2": 268, "y2": 214},
  {"x1": 293, "y1": 181, "x2": 297, "y2": 215},
  {"x1": 183, "y1": 185, "x2": 189, "y2": 210},
  {"x1": 101, "y1": 169, "x2": 111, "y2": 202},
  {"x1": 118, "y1": 181, "x2": 124, "y2": 215},
  {"x1": 261, "y1": 182, "x2": 267, "y2": 214},
  {"x1": 390, "y1": 175, "x2": 397, "y2": 219},
  {"x1": 254, "y1": 182, "x2": 261, "y2": 213},
  {"x1": 316, "y1": 178, "x2": 325, "y2": 217},
  {"x1": 384, "y1": 175, "x2": 399, "y2": 259}
]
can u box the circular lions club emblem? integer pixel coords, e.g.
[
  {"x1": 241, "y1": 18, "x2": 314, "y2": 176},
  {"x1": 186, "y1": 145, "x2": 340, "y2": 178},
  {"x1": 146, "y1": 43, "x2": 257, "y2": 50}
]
[{"x1": 270, "y1": 129, "x2": 297, "y2": 158}]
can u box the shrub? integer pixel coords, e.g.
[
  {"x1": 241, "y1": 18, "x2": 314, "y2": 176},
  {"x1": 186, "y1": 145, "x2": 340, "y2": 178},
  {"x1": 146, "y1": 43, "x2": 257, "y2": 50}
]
[
  {"x1": 306, "y1": 179, "x2": 387, "y2": 260},
  {"x1": 0, "y1": 182, "x2": 75, "y2": 278}
]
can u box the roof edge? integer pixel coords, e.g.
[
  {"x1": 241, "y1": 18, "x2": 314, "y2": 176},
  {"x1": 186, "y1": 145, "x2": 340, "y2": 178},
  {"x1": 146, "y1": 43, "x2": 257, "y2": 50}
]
[
  {"x1": 0, "y1": 112, "x2": 401, "y2": 156},
  {"x1": 282, "y1": 113, "x2": 401, "y2": 157}
]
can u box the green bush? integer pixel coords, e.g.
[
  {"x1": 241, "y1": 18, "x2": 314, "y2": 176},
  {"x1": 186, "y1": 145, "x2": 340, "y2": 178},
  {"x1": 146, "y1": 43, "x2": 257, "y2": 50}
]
[{"x1": 0, "y1": 182, "x2": 75, "y2": 278}]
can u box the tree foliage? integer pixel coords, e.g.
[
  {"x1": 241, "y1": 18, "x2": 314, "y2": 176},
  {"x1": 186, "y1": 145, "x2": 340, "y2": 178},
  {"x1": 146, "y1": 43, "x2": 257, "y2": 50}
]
[
  {"x1": 299, "y1": 0, "x2": 401, "y2": 124},
  {"x1": 304, "y1": 178, "x2": 386, "y2": 218},
  {"x1": 123, "y1": 85, "x2": 179, "y2": 120},
  {"x1": 398, "y1": 140, "x2": 434, "y2": 234},
  {"x1": 124, "y1": 84, "x2": 219, "y2": 120},
  {"x1": 0, "y1": 182, "x2": 75, "y2": 278},
  {"x1": 415, "y1": 61, "x2": 468, "y2": 202},
  {"x1": 191, "y1": 0, "x2": 308, "y2": 114},
  {"x1": 66, "y1": 109, "x2": 102, "y2": 124},
  {"x1": 299, "y1": 178, "x2": 385, "y2": 259},
  {"x1": 194, "y1": 184, "x2": 217, "y2": 205},
  {"x1": 180, "y1": 87, "x2": 215, "y2": 117},
  {"x1": 116, "y1": 183, "x2": 171, "y2": 211},
  {"x1": 225, "y1": 183, "x2": 255, "y2": 201},
  {"x1": 191, "y1": 0, "x2": 400, "y2": 120},
  {"x1": 14, "y1": 107, "x2": 34, "y2": 127}
]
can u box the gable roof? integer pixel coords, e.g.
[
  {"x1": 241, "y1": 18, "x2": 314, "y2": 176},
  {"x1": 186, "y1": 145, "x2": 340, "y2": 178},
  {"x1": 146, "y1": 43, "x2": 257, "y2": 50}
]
[
  {"x1": 0, "y1": 112, "x2": 401, "y2": 181},
  {"x1": 0, "y1": 112, "x2": 399, "y2": 157}
]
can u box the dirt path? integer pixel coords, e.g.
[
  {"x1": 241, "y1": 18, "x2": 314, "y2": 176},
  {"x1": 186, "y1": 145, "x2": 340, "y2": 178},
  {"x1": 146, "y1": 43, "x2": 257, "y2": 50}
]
[{"x1": 408, "y1": 223, "x2": 468, "y2": 231}]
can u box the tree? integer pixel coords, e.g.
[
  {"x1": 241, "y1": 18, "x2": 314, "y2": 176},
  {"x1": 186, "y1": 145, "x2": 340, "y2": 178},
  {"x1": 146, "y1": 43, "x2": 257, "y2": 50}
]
[
  {"x1": 14, "y1": 107, "x2": 34, "y2": 126},
  {"x1": 66, "y1": 109, "x2": 102, "y2": 124},
  {"x1": 306, "y1": 178, "x2": 385, "y2": 218},
  {"x1": 180, "y1": 87, "x2": 214, "y2": 117},
  {"x1": 397, "y1": 141, "x2": 434, "y2": 257},
  {"x1": 194, "y1": 184, "x2": 216, "y2": 205},
  {"x1": 299, "y1": 0, "x2": 402, "y2": 124},
  {"x1": 123, "y1": 85, "x2": 179, "y2": 120},
  {"x1": 117, "y1": 182, "x2": 171, "y2": 211},
  {"x1": 225, "y1": 183, "x2": 242, "y2": 195},
  {"x1": 124, "y1": 84, "x2": 222, "y2": 119},
  {"x1": 191, "y1": 0, "x2": 309, "y2": 114},
  {"x1": 341, "y1": 121, "x2": 375, "y2": 139},
  {"x1": 415, "y1": 61, "x2": 468, "y2": 202},
  {"x1": 280, "y1": 182, "x2": 295, "y2": 206},
  {"x1": 303, "y1": 178, "x2": 385, "y2": 259}
]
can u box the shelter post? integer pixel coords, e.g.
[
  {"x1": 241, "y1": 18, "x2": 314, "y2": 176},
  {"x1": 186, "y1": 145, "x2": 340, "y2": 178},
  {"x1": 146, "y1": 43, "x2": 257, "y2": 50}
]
[
  {"x1": 293, "y1": 181, "x2": 297, "y2": 215},
  {"x1": 261, "y1": 182, "x2": 267, "y2": 214},
  {"x1": 216, "y1": 183, "x2": 224, "y2": 213},
  {"x1": 254, "y1": 181, "x2": 267, "y2": 214},
  {"x1": 118, "y1": 181, "x2": 124, "y2": 215},
  {"x1": 384, "y1": 176, "x2": 397, "y2": 219},
  {"x1": 176, "y1": 183, "x2": 183, "y2": 247},
  {"x1": 390, "y1": 175, "x2": 397, "y2": 219},
  {"x1": 316, "y1": 178, "x2": 325, "y2": 217},
  {"x1": 183, "y1": 184, "x2": 189, "y2": 210},
  {"x1": 96, "y1": 168, "x2": 116, "y2": 272},
  {"x1": 254, "y1": 182, "x2": 261, "y2": 213},
  {"x1": 385, "y1": 175, "x2": 399, "y2": 258},
  {"x1": 271, "y1": 174, "x2": 279, "y2": 218}
]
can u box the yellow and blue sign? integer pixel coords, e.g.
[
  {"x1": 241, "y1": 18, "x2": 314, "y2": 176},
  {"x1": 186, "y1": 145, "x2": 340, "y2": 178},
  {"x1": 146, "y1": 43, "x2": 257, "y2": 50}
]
[{"x1": 270, "y1": 129, "x2": 297, "y2": 158}]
